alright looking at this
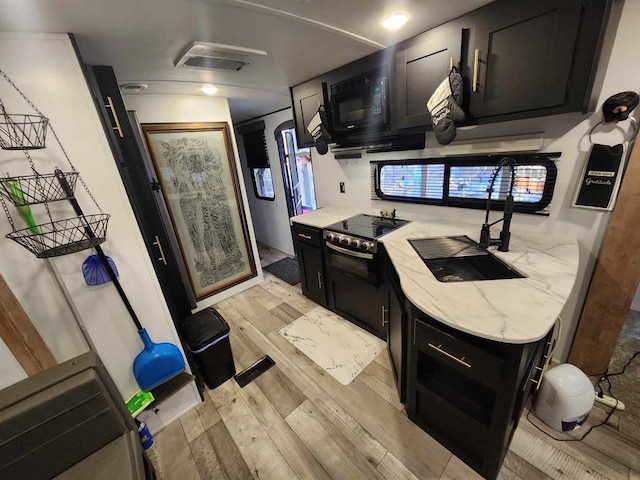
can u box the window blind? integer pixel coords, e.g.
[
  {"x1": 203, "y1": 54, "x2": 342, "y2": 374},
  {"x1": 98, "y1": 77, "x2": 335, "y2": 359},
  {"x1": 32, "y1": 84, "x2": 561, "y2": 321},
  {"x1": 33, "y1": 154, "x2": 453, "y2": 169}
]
[
  {"x1": 371, "y1": 154, "x2": 558, "y2": 215},
  {"x1": 238, "y1": 120, "x2": 269, "y2": 168}
]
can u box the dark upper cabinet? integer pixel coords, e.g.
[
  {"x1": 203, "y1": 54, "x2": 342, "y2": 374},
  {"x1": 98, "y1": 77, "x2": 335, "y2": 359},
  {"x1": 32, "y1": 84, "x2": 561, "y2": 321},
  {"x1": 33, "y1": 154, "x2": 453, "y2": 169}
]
[
  {"x1": 466, "y1": 0, "x2": 584, "y2": 119},
  {"x1": 392, "y1": 0, "x2": 611, "y2": 130},
  {"x1": 291, "y1": 81, "x2": 326, "y2": 148},
  {"x1": 290, "y1": 0, "x2": 612, "y2": 140},
  {"x1": 396, "y1": 24, "x2": 463, "y2": 130}
]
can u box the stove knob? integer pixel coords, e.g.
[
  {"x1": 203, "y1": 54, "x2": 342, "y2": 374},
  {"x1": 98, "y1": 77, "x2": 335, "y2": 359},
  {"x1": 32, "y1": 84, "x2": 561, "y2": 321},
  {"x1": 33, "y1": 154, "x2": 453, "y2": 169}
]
[
  {"x1": 359, "y1": 242, "x2": 370, "y2": 252},
  {"x1": 340, "y1": 237, "x2": 349, "y2": 246},
  {"x1": 350, "y1": 239, "x2": 360, "y2": 248},
  {"x1": 326, "y1": 233, "x2": 334, "y2": 242}
]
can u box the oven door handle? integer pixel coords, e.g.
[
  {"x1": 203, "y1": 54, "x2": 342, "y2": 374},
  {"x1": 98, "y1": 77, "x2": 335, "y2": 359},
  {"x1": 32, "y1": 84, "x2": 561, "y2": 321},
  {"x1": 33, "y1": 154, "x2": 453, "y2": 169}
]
[{"x1": 326, "y1": 241, "x2": 374, "y2": 260}]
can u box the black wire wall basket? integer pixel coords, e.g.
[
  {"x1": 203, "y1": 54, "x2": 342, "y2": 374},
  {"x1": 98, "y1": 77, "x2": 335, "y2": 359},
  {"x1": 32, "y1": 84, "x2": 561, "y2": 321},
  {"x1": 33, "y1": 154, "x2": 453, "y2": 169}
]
[
  {"x1": 0, "y1": 171, "x2": 79, "y2": 205},
  {"x1": 5, "y1": 213, "x2": 110, "y2": 258},
  {"x1": 0, "y1": 67, "x2": 111, "y2": 259},
  {"x1": 0, "y1": 109, "x2": 49, "y2": 150}
]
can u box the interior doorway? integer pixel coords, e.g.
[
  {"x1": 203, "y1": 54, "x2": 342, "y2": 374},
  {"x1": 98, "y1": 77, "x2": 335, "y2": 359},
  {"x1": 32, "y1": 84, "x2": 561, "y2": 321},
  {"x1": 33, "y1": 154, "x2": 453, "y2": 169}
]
[{"x1": 274, "y1": 121, "x2": 317, "y2": 218}]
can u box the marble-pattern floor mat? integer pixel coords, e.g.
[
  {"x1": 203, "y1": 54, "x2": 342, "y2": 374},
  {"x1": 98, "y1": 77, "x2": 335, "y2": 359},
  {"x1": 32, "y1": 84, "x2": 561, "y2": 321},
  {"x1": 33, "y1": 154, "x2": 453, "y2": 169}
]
[{"x1": 279, "y1": 306, "x2": 386, "y2": 385}]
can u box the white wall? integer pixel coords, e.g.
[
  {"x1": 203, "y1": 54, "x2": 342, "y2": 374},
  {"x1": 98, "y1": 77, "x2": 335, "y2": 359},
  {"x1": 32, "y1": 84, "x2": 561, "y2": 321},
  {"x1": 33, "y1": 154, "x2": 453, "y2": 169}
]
[
  {"x1": 124, "y1": 94, "x2": 265, "y2": 311},
  {"x1": 0, "y1": 337, "x2": 28, "y2": 390},
  {"x1": 0, "y1": 34, "x2": 199, "y2": 427},
  {"x1": 312, "y1": 0, "x2": 639, "y2": 361},
  {"x1": 235, "y1": 108, "x2": 295, "y2": 256}
]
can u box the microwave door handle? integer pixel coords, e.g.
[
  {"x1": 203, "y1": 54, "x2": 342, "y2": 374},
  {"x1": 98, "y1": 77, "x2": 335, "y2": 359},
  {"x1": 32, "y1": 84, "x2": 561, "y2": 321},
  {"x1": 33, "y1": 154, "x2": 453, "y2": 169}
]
[{"x1": 326, "y1": 241, "x2": 374, "y2": 260}]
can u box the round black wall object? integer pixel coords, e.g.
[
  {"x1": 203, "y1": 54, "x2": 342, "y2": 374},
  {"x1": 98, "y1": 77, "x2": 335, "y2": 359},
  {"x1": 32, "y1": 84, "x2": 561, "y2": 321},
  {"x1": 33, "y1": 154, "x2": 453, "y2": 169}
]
[
  {"x1": 602, "y1": 91, "x2": 639, "y2": 123},
  {"x1": 315, "y1": 137, "x2": 328, "y2": 155}
]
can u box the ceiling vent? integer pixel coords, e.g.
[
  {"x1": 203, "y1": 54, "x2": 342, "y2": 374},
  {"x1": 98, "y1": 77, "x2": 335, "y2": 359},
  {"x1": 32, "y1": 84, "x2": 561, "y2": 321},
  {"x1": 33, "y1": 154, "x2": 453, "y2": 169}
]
[
  {"x1": 120, "y1": 83, "x2": 148, "y2": 92},
  {"x1": 175, "y1": 42, "x2": 267, "y2": 72}
]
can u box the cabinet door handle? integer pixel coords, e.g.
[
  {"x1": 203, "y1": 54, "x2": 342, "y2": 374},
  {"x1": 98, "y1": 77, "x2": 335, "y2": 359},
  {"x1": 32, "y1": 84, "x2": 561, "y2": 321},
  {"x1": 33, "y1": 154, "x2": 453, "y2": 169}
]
[
  {"x1": 428, "y1": 343, "x2": 471, "y2": 369},
  {"x1": 153, "y1": 235, "x2": 168, "y2": 265},
  {"x1": 317, "y1": 271, "x2": 323, "y2": 289},
  {"x1": 381, "y1": 306, "x2": 389, "y2": 327},
  {"x1": 298, "y1": 233, "x2": 312, "y2": 240},
  {"x1": 105, "y1": 96, "x2": 124, "y2": 138},
  {"x1": 472, "y1": 49, "x2": 480, "y2": 93}
]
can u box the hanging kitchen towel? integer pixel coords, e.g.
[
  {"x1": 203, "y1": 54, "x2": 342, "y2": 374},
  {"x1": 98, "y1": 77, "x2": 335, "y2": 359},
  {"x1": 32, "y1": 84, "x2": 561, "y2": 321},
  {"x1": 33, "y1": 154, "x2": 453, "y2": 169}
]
[
  {"x1": 426, "y1": 67, "x2": 465, "y2": 145},
  {"x1": 573, "y1": 143, "x2": 624, "y2": 210}
]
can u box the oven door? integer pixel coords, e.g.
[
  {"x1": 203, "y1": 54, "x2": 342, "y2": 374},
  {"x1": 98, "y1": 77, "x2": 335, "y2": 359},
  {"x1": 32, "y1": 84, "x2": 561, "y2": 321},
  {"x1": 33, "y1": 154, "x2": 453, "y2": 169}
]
[
  {"x1": 324, "y1": 241, "x2": 386, "y2": 339},
  {"x1": 324, "y1": 241, "x2": 378, "y2": 284}
]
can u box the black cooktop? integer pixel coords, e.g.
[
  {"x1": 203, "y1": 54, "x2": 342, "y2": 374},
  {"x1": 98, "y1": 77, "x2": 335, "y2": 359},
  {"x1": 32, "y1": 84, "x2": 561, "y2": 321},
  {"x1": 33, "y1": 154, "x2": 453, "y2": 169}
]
[{"x1": 325, "y1": 214, "x2": 410, "y2": 239}]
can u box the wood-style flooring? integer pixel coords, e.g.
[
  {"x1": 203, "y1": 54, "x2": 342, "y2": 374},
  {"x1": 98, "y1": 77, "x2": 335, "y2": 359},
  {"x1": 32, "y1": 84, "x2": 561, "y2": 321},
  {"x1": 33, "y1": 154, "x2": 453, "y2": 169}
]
[{"x1": 151, "y1": 243, "x2": 640, "y2": 480}]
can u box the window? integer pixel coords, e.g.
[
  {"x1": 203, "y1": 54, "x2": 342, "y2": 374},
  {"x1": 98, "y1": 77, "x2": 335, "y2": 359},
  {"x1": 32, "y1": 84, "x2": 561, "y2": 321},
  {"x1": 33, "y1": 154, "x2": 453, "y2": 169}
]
[
  {"x1": 238, "y1": 120, "x2": 274, "y2": 200},
  {"x1": 274, "y1": 121, "x2": 317, "y2": 217},
  {"x1": 252, "y1": 168, "x2": 274, "y2": 199},
  {"x1": 373, "y1": 154, "x2": 558, "y2": 214}
]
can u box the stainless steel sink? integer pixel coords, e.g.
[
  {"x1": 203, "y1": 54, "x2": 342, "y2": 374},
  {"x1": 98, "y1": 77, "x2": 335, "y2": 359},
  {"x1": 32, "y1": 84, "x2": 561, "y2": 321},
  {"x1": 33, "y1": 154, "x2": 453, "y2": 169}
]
[{"x1": 408, "y1": 236, "x2": 525, "y2": 282}]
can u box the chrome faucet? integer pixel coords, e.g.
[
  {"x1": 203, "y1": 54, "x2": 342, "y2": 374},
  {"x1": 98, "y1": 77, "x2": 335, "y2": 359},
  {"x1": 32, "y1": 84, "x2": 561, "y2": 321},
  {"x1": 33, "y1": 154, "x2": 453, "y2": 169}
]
[{"x1": 479, "y1": 157, "x2": 517, "y2": 252}]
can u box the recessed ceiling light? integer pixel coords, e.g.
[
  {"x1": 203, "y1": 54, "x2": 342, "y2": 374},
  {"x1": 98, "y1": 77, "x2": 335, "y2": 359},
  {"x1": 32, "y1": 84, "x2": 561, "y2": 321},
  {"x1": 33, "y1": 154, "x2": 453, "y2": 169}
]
[
  {"x1": 201, "y1": 85, "x2": 218, "y2": 95},
  {"x1": 382, "y1": 13, "x2": 408, "y2": 31}
]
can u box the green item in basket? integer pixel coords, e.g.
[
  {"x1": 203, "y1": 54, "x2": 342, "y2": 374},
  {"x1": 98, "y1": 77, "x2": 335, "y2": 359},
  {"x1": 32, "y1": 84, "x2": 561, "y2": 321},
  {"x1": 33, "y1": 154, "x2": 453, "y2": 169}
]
[{"x1": 126, "y1": 390, "x2": 155, "y2": 417}]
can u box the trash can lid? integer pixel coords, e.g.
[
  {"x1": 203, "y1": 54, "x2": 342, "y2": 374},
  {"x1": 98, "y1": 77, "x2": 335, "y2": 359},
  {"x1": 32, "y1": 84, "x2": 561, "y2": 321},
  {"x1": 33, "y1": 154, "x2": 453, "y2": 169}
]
[{"x1": 180, "y1": 307, "x2": 230, "y2": 351}]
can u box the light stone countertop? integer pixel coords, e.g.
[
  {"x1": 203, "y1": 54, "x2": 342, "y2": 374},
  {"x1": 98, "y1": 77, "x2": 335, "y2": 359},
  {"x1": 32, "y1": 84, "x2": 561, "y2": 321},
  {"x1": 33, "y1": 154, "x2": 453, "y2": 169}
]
[{"x1": 291, "y1": 206, "x2": 580, "y2": 344}]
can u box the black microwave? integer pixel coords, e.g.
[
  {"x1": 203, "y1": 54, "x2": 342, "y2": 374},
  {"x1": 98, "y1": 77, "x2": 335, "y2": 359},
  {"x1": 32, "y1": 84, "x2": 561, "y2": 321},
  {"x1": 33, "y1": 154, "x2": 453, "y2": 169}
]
[{"x1": 329, "y1": 66, "x2": 389, "y2": 134}]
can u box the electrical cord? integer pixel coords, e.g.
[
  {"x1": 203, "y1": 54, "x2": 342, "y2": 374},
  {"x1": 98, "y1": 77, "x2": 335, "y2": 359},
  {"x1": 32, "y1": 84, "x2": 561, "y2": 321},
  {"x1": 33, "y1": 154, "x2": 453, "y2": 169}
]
[{"x1": 527, "y1": 348, "x2": 640, "y2": 442}]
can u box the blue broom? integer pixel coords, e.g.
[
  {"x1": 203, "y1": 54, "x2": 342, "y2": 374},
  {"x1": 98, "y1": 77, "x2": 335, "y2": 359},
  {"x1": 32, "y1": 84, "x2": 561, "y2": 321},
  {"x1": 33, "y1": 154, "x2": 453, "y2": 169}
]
[{"x1": 54, "y1": 169, "x2": 185, "y2": 391}]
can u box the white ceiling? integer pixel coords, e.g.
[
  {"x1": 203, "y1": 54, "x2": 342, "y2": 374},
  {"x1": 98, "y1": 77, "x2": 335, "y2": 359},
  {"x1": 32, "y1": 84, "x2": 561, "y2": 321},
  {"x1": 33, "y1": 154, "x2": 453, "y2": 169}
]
[{"x1": 0, "y1": 0, "x2": 493, "y2": 123}]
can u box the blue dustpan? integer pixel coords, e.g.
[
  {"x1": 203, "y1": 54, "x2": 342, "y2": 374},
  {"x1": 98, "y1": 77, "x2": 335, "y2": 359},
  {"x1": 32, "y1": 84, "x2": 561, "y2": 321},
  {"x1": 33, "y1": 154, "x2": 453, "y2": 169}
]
[
  {"x1": 82, "y1": 253, "x2": 118, "y2": 286},
  {"x1": 133, "y1": 329, "x2": 186, "y2": 391}
]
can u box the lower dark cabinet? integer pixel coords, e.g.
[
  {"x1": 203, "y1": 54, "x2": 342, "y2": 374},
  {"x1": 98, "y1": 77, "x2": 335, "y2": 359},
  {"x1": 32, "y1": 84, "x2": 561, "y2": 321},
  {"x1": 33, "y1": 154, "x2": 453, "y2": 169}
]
[
  {"x1": 291, "y1": 223, "x2": 326, "y2": 306},
  {"x1": 384, "y1": 248, "x2": 408, "y2": 403},
  {"x1": 297, "y1": 241, "x2": 326, "y2": 305},
  {"x1": 407, "y1": 311, "x2": 550, "y2": 480}
]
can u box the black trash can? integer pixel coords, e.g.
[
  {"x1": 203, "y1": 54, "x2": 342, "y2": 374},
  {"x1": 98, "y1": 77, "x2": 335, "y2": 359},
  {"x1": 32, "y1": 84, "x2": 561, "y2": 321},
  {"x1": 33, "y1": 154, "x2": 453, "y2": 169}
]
[{"x1": 180, "y1": 307, "x2": 236, "y2": 389}]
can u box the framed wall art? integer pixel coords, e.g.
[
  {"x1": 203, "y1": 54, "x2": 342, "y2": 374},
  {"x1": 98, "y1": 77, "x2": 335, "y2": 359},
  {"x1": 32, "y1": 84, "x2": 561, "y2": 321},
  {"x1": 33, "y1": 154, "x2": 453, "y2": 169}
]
[{"x1": 142, "y1": 122, "x2": 256, "y2": 301}]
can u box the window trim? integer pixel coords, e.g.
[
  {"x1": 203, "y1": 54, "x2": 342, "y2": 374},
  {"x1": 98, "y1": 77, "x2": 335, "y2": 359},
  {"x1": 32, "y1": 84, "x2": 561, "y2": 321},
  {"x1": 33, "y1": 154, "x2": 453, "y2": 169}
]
[
  {"x1": 250, "y1": 167, "x2": 275, "y2": 201},
  {"x1": 373, "y1": 153, "x2": 559, "y2": 214}
]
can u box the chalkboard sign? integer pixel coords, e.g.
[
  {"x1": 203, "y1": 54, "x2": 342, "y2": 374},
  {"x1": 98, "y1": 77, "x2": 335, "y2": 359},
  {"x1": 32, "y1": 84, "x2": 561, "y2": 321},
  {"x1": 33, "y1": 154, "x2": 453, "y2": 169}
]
[{"x1": 573, "y1": 143, "x2": 624, "y2": 210}]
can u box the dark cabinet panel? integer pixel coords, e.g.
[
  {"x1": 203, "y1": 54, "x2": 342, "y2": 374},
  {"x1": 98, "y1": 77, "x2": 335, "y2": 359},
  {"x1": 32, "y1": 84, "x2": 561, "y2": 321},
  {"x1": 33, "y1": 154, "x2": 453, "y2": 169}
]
[
  {"x1": 291, "y1": 82, "x2": 326, "y2": 147},
  {"x1": 407, "y1": 310, "x2": 549, "y2": 480},
  {"x1": 297, "y1": 242, "x2": 326, "y2": 305},
  {"x1": 85, "y1": 67, "x2": 195, "y2": 316},
  {"x1": 81, "y1": 64, "x2": 204, "y2": 393},
  {"x1": 396, "y1": 24, "x2": 463, "y2": 129},
  {"x1": 467, "y1": 0, "x2": 583, "y2": 118},
  {"x1": 383, "y1": 246, "x2": 407, "y2": 402},
  {"x1": 326, "y1": 269, "x2": 387, "y2": 339},
  {"x1": 291, "y1": 223, "x2": 326, "y2": 305},
  {"x1": 387, "y1": 280, "x2": 406, "y2": 402}
]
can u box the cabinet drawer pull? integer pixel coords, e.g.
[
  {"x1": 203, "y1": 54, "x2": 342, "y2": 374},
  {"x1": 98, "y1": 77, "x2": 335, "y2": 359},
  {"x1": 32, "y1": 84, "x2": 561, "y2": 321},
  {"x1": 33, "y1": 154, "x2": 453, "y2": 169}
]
[
  {"x1": 472, "y1": 49, "x2": 480, "y2": 93},
  {"x1": 381, "y1": 306, "x2": 388, "y2": 327},
  {"x1": 298, "y1": 233, "x2": 312, "y2": 240},
  {"x1": 428, "y1": 343, "x2": 471, "y2": 368},
  {"x1": 105, "y1": 96, "x2": 124, "y2": 138},
  {"x1": 153, "y1": 235, "x2": 168, "y2": 265},
  {"x1": 317, "y1": 271, "x2": 323, "y2": 289}
]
